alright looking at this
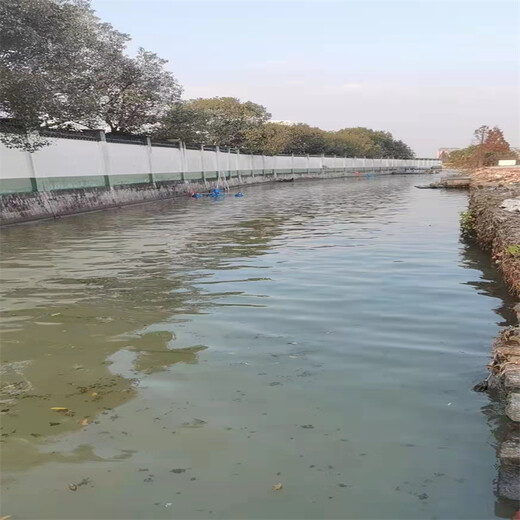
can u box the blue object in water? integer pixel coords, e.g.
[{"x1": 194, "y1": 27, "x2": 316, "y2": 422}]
[
  {"x1": 235, "y1": 193, "x2": 244, "y2": 197},
  {"x1": 192, "y1": 193, "x2": 203, "y2": 199}
]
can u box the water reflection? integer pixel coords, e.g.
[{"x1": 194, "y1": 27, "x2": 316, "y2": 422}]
[
  {"x1": 460, "y1": 241, "x2": 517, "y2": 326},
  {"x1": 2, "y1": 175, "x2": 513, "y2": 519},
  {"x1": 460, "y1": 239, "x2": 519, "y2": 517},
  {"x1": 1, "y1": 179, "x2": 411, "y2": 475},
  {"x1": 0, "y1": 211, "x2": 291, "y2": 472}
]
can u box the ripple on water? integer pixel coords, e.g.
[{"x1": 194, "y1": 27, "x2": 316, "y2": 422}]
[{"x1": 0, "y1": 175, "x2": 516, "y2": 519}]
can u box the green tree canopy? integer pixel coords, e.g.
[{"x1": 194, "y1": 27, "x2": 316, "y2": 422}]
[
  {"x1": 96, "y1": 48, "x2": 182, "y2": 133},
  {"x1": 159, "y1": 97, "x2": 270, "y2": 148},
  {"x1": 0, "y1": 0, "x2": 181, "y2": 147},
  {"x1": 323, "y1": 128, "x2": 414, "y2": 159}
]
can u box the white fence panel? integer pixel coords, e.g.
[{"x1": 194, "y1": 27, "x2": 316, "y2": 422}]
[
  {"x1": 1, "y1": 146, "x2": 33, "y2": 179},
  {"x1": 0, "y1": 135, "x2": 442, "y2": 195},
  {"x1": 107, "y1": 143, "x2": 148, "y2": 175},
  {"x1": 237, "y1": 153, "x2": 251, "y2": 170},
  {"x1": 308, "y1": 156, "x2": 322, "y2": 169},
  {"x1": 185, "y1": 149, "x2": 202, "y2": 172},
  {"x1": 323, "y1": 157, "x2": 334, "y2": 168},
  {"x1": 293, "y1": 156, "x2": 308, "y2": 169},
  {"x1": 202, "y1": 150, "x2": 217, "y2": 172},
  {"x1": 277, "y1": 156, "x2": 293, "y2": 170},
  {"x1": 251, "y1": 155, "x2": 264, "y2": 170},
  {"x1": 34, "y1": 139, "x2": 104, "y2": 178},
  {"x1": 151, "y1": 146, "x2": 181, "y2": 173},
  {"x1": 217, "y1": 150, "x2": 228, "y2": 172},
  {"x1": 263, "y1": 156, "x2": 275, "y2": 170}
]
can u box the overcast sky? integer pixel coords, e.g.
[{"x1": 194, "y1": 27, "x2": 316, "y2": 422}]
[{"x1": 91, "y1": 0, "x2": 519, "y2": 157}]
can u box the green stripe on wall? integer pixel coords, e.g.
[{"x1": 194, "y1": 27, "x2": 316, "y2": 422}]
[
  {"x1": 109, "y1": 173, "x2": 151, "y2": 186},
  {"x1": 37, "y1": 175, "x2": 107, "y2": 191},
  {"x1": 0, "y1": 168, "x2": 377, "y2": 196},
  {"x1": 0, "y1": 178, "x2": 34, "y2": 194}
]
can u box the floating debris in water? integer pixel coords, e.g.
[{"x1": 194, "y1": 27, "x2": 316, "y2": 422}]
[
  {"x1": 272, "y1": 482, "x2": 283, "y2": 491},
  {"x1": 182, "y1": 418, "x2": 207, "y2": 427}
]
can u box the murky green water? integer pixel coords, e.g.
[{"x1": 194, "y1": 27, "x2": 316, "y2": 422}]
[{"x1": 1, "y1": 175, "x2": 517, "y2": 519}]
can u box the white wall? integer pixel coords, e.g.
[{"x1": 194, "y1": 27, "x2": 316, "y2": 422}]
[
  {"x1": 0, "y1": 136, "x2": 441, "y2": 184},
  {"x1": 151, "y1": 146, "x2": 181, "y2": 174},
  {"x1": 106, "y1": 142, "x2": 148, "y2": 175},
  {"x1": 202, "y1": 149, "x2": 217, "y2": 172},
  {"x1": 185, "y1": 149, "x2": 203, "y2": 172},
  {"x1": 0, "y1": 145, "x2": 33, "y2": 179}
]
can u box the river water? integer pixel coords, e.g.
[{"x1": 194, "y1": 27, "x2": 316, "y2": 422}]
[{"x1": 0, "y1": 174, "x2": 517, "y2": 519}]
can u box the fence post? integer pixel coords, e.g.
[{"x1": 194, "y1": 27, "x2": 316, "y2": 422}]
[
  {"x1": 97, "y1": 130, "x2": 111, "y2": 188},
  {"x1": 180, "y1": 141, "x2": 186, "y2": 182},
  {"x1": 145, "y1": 137, "x2": 155, "y2": 186},
  {"x1": 307, "y1": 154, "x2": 310, "y2": 174},
  {"x1": 24, "y1": 149, "x2": 38, "y2": 192},
  {"x1": 261, "y1": 154, "x2": 266, "y2": 176},
  {"x1": 291, "y1": 153, "x2": 295, "y2": 175},
  {"x1": 216, "y1": 145, "x2": 221, "y2": 181},
  {"x1": 200, "y1": 144, "x2": 206, "y2": 183},
  {"x1": 321, "y1": 153, "x2": 325, "y2": 174},
  {"x1": 227, "y1": 147, "x2": 232, "y2": 180},
  {"x1": 344, "y1": 155, "x2": 347, "y2": 173},
  {"x1": 236, "y1": 148, "x2": 240, "y2": 179}
]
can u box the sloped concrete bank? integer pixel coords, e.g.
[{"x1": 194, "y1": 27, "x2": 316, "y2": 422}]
[
  {"x1": 0, "y1": 168, "x2": 404, "y2": 226},
  {"x1": 467, "y1": 185, "x2": 520, "y2": 501}
]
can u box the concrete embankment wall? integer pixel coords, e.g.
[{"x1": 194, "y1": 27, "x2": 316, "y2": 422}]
[
  {"x1": 0, "y1": 131, "x2": 441, "y2": 224},
  {"x1": 1, "y1": 167, "x2": 412, "y2": 225}
]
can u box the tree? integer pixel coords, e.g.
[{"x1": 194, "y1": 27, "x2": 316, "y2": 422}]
[
  {"x1": 159, "y1": 97, "x2": 270, "y2": 147},
  {"x1": 242, "y1": 122, "x2": 292, "y2": 155},
  {"x1": 484, "y1": 126, "x2": 510, "y2": 153},
  {"x1": 321, "y1": 128, "x2": 414, "y2": 159},
  {"x1": 0, "y1": 0, "x2": 129, "y2": 147},
  {"x1": 473, "y1": 125, "x2": 490, "y2": 146},
  {"x1": 96, "y1": 48, "x2": 182, "y2": 134},
  {"x1": 447, "y1": 146, "x2": 480, "y2": 168},
  {"x1": 447, "y1": 125, "x2": 514, "y2": 168},
  {"x1": 155, "y1": 102, "x2": 211, "y2": 144},
  {"x1": 0, "y1": 0, "x2": 181, "y2": 147},
  {"x1": 472, "y1": 125, "x2": 490, "y2": 166},
  {"x1": 282, "y1": 124, "x2": 327, "y2": 155}
]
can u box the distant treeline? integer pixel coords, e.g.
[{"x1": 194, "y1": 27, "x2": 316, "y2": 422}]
[
  {"x1": 443, "y1": 126, "x2": 518, "y2": 168},
  {"x1": 0, "y1": 0, "x2": 413, "y2": 158}
]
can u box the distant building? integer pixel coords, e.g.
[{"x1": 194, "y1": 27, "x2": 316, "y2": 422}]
[
  {"x1": 438, "y1": 147, "x2": 459, "y2": 162},
  {"x1": 271, "y1": 120, "x2": 297, "y2": 126}
]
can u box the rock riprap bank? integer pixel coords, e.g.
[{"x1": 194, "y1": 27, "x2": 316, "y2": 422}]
[{"x1": 466, "y1": 184, "x2": 520, "y2": 501}]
